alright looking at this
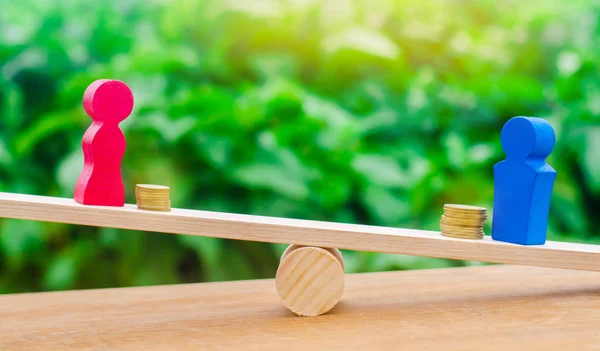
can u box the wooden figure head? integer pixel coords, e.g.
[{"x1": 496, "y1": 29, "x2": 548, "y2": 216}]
[
  {"x1": 83, "y1": 79, "x2": 134, "y2": 124},
  {"x1": 500, "y1": 116, "x2": 555, "y2": 160}
]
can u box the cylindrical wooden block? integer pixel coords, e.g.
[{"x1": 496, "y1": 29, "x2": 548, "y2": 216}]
[{"x1": 276, "y1": 245, "x2": 345, "y2": 317}]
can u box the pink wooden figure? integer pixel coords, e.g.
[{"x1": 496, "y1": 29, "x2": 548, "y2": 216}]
[{"x1": 74, "y1": 79, "x2": 134, "y2": 206}]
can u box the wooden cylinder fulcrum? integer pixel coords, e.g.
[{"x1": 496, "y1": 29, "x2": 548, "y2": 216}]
[{"x1": 275, "y1": 244, "x2": 345, "y2": 317}]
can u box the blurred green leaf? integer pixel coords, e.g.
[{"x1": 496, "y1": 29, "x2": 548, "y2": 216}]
[
  {"x1": 0, "y1": 220, "x2": 44, "y2": 269},
  {"x1": 552, "y1": 176, "x2": 588, "y2": 234},
  {"x1": 56, "y1": 149, "x2": 83, "y2": 195},
  {"x1": 361, "y1": 185, "x2": 411, "y2": 225},
  {"x1": 44, "y1": 249, "x2": 77, "y2": 290},
  {"x1": 232, "y1": 162, "x2": 309, "y2": 200},
  {"x1": 323, "y1": 27, "x2": 400, "y2": 60},
  {"x1": 178, "y1": 235, "x2": 223, "y2": 279},
  {"x1": 134, "y1": 113, "x2": 198, "y2": 143},
  {"x1": 583, "y1": 128, "x2": 600, "y2": 193},
  {"x1": 303, "y1": 95, "x2": 353, "y2": 128},
  {"x1": 13, "y1": 111, "x2": 81, "y2": 158},
  {"x1": 231, "y1": 132, "x2": 313, "y2": 199},
  {"x1": 250, "y1": 53, "x2": 299, "y2": 80},
  {"x1": 0, "y1": 81, "x2": 24, "y2": 130},
  {"x1": 0, "y1": 138, "x2": 12, "y2": 167},
  {"x1": 352, "y1": 154, "x2": 405, "y2": 187},
  {"x1": 444, "y1": 132, "x2": 468, "y2": 170},
  {"x1": 193, "y1": 133, "x2": 234, "y2": 169}
]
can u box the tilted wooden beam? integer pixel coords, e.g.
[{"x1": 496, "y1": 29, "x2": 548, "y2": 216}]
[{"x1": 1, "y1": 192, "x2": 599, "y2": 272}]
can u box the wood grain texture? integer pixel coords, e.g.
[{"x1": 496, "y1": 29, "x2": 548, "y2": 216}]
[
  {"x1": 2, "y1": 265, "x2": 600, "y2": 350},
  {"x1": 1, "y1": 192, "x2": 600, "y2": 272},
  {"x1": 281, "y1": 244, "x2": 345, "y2": 270},
  {"x1": 276, "y1": 246, "x2": 344, "y2": 316}
]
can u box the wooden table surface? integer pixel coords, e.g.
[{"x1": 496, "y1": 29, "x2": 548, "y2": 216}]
[{"x1": 2, "y1": 265, "x2": 600, "y2": 350}]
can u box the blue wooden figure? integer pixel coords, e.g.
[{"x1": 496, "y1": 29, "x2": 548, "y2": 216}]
[{"x1": 491, "y1": 116, "x2": 557, "y2": 245}]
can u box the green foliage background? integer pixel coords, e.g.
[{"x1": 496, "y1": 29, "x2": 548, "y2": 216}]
[{"x1": 0, "y1": 0, "x2": 598, "y2": 293}]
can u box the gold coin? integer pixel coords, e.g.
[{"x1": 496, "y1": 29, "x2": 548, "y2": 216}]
[
  {"x1": 444, "y1": 207, "x2": 487, "y2": 215},
  {"x1": 136, "y1": 197, "x2": 170, "y2": 201},
  {"x1": 136, "y1": 194, "x2": 170, "y2": 199},
  {"x1": 135, "y1": 194, "x2": 170, "y2": 199},
  {"x1": 137, "y1": 201, "x2": 170, "y2": 205},
  {"x1": 136, "y1": 193, "x2": 169, "y2": 197},
  {"x1": 440, "y1": 223, "x2": 484, "y2": 235},
  {"x1": 135, "y1": 191, "x2": 169, "y2": 195},
  {"x1": 136, "y1": 184, "x2": 170, "y2": 191},
  {"x1": 444, "y1": 204, "x2": 487, "y2": 213},
  {"x1": 443, "y1": 210, "x2": 487, "y2": 221},
  {"x1": 441, "y1": 229, "x2": 484, "y2": 236},
  {"x1": 443, "y1": 208, "x2": 487, "y2": 216},
  {"x1": 443, "y1": 235, "x2": 483, "y2": 239},
  {"x1": 136, "y1": 198, "x2": 170, "y2": 203},
  {"x1": 136, "y1": 198, "x2": 170, "y2": 202},
  {"x1": 135, "y1": 184, "x2": 171, "y2": 211},
  {"x1": 440, "y1": 215, "x2": 485, "y2": 227},
  {"x1": 440, "y1": 223, "x2": 483, "y2": 234},
  {"x1": 441, "y1": 228, "x2": 484, "y2": 237}
]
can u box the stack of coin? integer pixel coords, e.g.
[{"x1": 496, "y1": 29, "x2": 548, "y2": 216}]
[
  {"x1": 440, "y1": 204, "x2": 487, "y2": 240},
  {"x1": 135, "y1": 184, "x2": 171, "y2": 211}
]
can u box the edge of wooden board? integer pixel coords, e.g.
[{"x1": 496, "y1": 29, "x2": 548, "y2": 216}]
[{"x1": 1, "y1": 192, "x2": 599, "y2": 272}]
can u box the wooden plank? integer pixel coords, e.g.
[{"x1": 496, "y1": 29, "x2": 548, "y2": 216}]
[
  {"x1": 1, "y1": 192, "x2": 599, "y2": 272},
  {"x1": 2, "y1": 265, "x2": 600, "y2": 350}
]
